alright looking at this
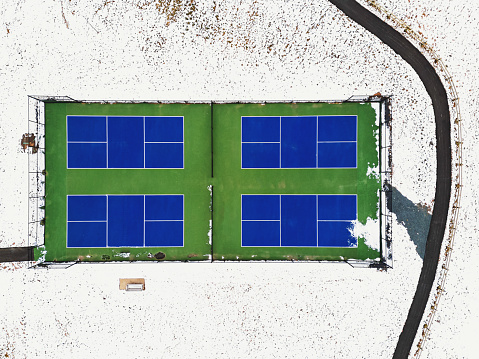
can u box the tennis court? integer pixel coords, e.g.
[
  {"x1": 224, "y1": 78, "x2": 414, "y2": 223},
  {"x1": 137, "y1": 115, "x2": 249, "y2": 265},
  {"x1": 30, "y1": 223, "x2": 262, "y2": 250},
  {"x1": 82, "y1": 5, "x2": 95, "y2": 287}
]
[
  {"x1": 67, "y1": 115, "x2": 184, "y2": 169},
  {"x1": 40, "y1": 102, "x2": 211, "y2": 262},
  {"x1": 67, "y1": 195, "x2": 184, "y2": 248},
  {"x1": 241, "y1": 194, "x2": 357, "y2": 247},
  {"x1": 212, "y1": 102, "x2": 382, "y2": 261},
  {"x1": 35, "y1": 100, "x2": 385, "y2": 263},
  {"x1": 241, "y1": 115, "x2": 357, "y2": 169}
]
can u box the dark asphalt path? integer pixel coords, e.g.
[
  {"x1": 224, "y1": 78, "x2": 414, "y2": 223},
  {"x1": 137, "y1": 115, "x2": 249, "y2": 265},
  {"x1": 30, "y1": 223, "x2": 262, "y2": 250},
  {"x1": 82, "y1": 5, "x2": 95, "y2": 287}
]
[
  {"x1": 328, "y1": 1, "x2": 452, "y2": 358},
  {"x1": 0, "y1": 247, "x2": 34, "y2": 262}
]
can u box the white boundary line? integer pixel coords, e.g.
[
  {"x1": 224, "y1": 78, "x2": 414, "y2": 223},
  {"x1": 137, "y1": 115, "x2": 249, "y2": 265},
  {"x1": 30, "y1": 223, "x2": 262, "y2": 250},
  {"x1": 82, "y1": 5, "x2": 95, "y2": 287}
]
[
  {"x1": 316, "y1": 116, "x2": 318, "y2": 168},
  {"x1": 106, "y1": 117, "x2": 108, "y2": 168},
  {"x1": 317, "y1": 141, "x2": 356, "y2": 143},
  {"x1": 356, "y1": 114, "x2": 358, "y2": 168},
  {"x1": 242, "y1": 219, "x2": 280, "y2": 222},
  {"x1": 66, "y1": 117, "x2": 68, "y2": 169},
  {"x1": 182, "y1": 116, "x2": 185, "y2": 169},
  {"x1": 143, "y1": 194, "x2": 146, "y2": 246},
  {"x1": 143, "y1": 117, "x2": 146, "y2": 169},
  {"x1": 67, "y1": 220, "x2": 106, "y2": 223},
  {"x1": 241, "y1": 167, "x2": 354, "y2": 169},
  {"x1": 66, "y1": 196, "x2": 69, "y2": 248},
  {"x1": 279, "y1": 116, "x2": 282, "y2": 168},
  {"x1": 316, "y1": 194, "x2": 319, "y2": 247},
  {"x1": 317, "y1": 219, "x2": 355, "y2": 222},
  {"x1": 240, "y1": 195, "x2": 242, "y2": 247},
  {"x1": 279, "y1": 195, "x2": 282, "y2": 245},
  {"x1": 240, "y1": 115, "x2": 242, "y2": 168},
  {"x1": 182, "y1": 194, "x2": 185, "y2": 246},
  {"x1": 106, "y1": 195, "x2": 109, "y2": 247},
  {"x1": 144, "y1": 219, "x2": 183, "y2": 222}
]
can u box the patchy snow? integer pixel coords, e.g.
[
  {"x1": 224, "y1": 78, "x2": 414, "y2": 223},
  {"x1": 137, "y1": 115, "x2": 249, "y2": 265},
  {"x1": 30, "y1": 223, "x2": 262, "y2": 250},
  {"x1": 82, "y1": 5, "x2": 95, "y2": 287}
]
[
  {"x1": 208, "y1": 219, "x2": 212, "y2": 245},
  {"x1": 0, "y1": 0, "x2": 477, "y2": 358},
  {"x1": 349, "y1": 218, "x2": 381, "y2": 251},
  {"x1": 208, "y1": 185, "x2": 213, "y2": 245},
  {"x1": 366, "y1": 162, "x2": 380, "y2": 179}
]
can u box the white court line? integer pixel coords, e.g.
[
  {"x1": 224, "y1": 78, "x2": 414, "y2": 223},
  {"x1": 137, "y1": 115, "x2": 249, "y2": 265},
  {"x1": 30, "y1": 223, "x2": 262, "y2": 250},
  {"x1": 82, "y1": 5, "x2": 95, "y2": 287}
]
[
  {"x1": 316, "y1": 195, "x2": 318, "y2": 247},
  {"x1": 279, "y1": 195, "x2": 282, "y2": 246},
  {"x1": 143, "y1": 194, "x2": 145, "y2": 246},
  {"x1": 67, "y1": 220, "x2": 107, "y2": 223},
  {"x1": 106, "y1": 195, "x2": 109, "y2": 247},
  {"x1": 317, "y1": 220, "x2": 354, "y2": 222},
  {"x1": 241, "y1": 219, "x2": 280, "y2": 222},
  {"x1": 279, "y1": 117, "x2": 282, "y2": 168},
  {"x1": 106, "y1": 117, "x2": 109, "y2": 168},
  {"x1": 182, "y1": 194, "x2": 185, "y2": 246},
  {"x1": 241, "y1": 141, "x2": 280, "y2": 144},
  {"x1": 316, "y1": 116, "x2": 318, "y2": 168},
  {"x1": 145, "y1": 219, "x2": 183, "y2": 222},
  {"x1": 67, "y1": 141, "x2": 107, "y2": 143},
  {"x1": 143, "y1": 117, "x2": 146, "y2": 169},
  {"x1": 317, "y1": 141, "x2": 357, "y2": 143}
]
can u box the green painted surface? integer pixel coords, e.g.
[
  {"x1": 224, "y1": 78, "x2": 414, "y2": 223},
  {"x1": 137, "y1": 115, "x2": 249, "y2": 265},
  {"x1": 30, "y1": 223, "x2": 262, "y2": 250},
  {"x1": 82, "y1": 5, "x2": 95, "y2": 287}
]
[
  {"x1": 40, "y1": 102, "x2": 212, "y2": 262},
  {"x1": 37, "y1": 101, "x2": 380, "y2": 263},
  {"x1": 212, "y1": 103, "x2": 381, "y2": 261}
]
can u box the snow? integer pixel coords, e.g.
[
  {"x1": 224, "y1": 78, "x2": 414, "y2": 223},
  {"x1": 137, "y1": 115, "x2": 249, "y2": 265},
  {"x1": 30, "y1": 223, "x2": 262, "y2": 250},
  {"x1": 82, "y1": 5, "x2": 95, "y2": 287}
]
[
  {"x1": 349, "y1": 218, "x2": 380, "y2": 251},
  {"x1": 366, "y1": 162, "x2": 380, "y2": 179},
  {"x1": 0, "y1": 0, "x2": 477, "y2": 358},
  {"x1": 208, "y1": 185, "x2": 212, "y2": 245}
]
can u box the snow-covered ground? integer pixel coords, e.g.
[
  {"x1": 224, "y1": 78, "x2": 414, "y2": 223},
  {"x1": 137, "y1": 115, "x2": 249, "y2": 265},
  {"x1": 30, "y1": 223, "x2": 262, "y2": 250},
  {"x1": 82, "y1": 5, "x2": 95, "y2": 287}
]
[{"x1": 0, "y1": 0, "x2": 477, "y2": 357}]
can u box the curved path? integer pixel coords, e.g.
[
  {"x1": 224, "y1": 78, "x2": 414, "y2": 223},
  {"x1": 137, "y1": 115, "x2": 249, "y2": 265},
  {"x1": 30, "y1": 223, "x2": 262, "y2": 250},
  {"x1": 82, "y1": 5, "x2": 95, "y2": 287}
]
[{"x1": 328, "y1": 1, "x2": 452, "y2": 358}]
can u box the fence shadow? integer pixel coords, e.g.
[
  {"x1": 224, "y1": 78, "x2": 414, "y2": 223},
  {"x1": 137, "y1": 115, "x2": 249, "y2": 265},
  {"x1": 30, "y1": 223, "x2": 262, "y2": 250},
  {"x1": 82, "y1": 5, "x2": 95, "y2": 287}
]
[{"x1": 391, "y1": 187, "x2": 432, "y2": 260}]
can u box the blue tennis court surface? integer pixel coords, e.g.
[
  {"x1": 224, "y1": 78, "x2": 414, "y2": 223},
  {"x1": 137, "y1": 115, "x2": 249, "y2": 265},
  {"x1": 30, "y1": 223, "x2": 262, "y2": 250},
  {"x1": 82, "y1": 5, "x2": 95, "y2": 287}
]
[
  {"x1": 241, "y1": 194, "x2": 357, "y2": 247},
  {"x1": 67, "y1": 116, "x2": 184, "y2": 169},
  {"x1": 67, "y1": 195, "x2": 184, "y2": 248},
  {"x1": 241, "y1": 115, "x2": 357, "y2": 169}
]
